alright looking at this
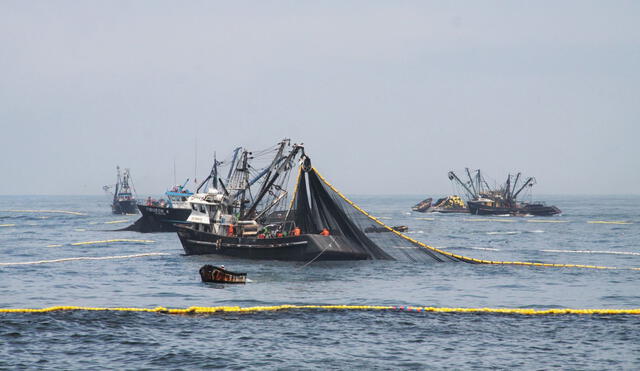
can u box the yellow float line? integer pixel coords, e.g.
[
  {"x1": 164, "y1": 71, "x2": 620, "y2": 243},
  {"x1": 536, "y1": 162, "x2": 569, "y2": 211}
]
[
  {"x1": 1, "y1": 304, "x2": 639, "y2": 316},
  {"x1": 0, "y1": 224, "x2": 16, "y2": 227},
  {"x1": 588, "y1": 221, "x2": 633, "y2": 225},
  {"x1": 526, "y1": 220, "x2": 569, "y2": 223},
  {"x1": 0, "y1": 209, "x2": 87, "y2": 216},
  {"x1": 0, "y1": 252, "x2": 169, "y2": 266},
  {"x1": 312, "y1": 167, "x2": 639, "y2": 271},
  {"x1": 104, "y1": 220, "x2": 130, "y2": 224},
  {"x1": 416, "y1": 217, "x2": 434, "y2": 221}
]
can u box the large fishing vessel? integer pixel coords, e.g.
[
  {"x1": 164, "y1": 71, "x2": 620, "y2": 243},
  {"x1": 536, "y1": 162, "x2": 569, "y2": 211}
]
[
  {"x1": 104, "y1": 166, "x2": 138, "y2": 215},
  {"x1": 448, "y1": 168, "x2": 561, "y2": 216},
  {"x1": 176, "y1": 140, "x2": 468, "y2": 262}
]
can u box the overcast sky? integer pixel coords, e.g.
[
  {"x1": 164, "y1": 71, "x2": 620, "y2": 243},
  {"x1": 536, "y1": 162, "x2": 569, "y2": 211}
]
[{"x1": 1, "y1": 1, "x2": 638, "y2": 196}]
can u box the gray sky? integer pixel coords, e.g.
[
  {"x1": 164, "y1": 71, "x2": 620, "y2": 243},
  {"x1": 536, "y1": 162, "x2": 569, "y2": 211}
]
[{"x1": 1, "y1": 1, "x2": 638, "y2": 196}]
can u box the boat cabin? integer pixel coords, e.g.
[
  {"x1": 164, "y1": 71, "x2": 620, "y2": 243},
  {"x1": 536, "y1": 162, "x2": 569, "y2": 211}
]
[
  {"x1": 187, "y1": 189, "x2": 237, "y2": 234},
  {"x1": 166, "y1": 191, "x2": 192, "y2": 209}
]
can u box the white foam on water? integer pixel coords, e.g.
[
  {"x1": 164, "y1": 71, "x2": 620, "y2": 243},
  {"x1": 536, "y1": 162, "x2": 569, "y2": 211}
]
[
  {"x1": 542, "y1": 249, "x2": 640, "y2": 256},
  {"x1": 0, "y1": 252, "x2": 170, "y2": 266},
  {"x1": 466, "y1": 246, "x2": 501, "y2": 251},
  {"x1": 439, "y1": 246, "x2": 501, "y2": 251}
]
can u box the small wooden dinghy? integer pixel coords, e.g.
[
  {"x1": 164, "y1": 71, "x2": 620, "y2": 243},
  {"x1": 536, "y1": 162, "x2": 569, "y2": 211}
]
[{"x1": 199, "y1": 264, "x2": 247, "y2": 284}]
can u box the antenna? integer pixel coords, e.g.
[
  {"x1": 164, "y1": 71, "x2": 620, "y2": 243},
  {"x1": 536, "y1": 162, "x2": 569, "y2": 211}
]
[{"x1": 194, "y1": 136, "x2": 198, "y2": 185}]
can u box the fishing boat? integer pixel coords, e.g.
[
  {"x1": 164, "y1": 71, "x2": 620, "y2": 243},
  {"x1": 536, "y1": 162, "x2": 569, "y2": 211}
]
[
  {"x1": 104, "y1": 166, "x2": 138, "y2": 215},
  {"x1": 131, "y1": 180, "x2": 194, "y2": 232},
  {"x1": 411, "y1": 198, "x2": 432, "y2": 212},
  {"x1": 199, "y1": 264, "x2": 246, "y2": 283},
  {"x1": 412, "y1": 195, "x2": 469, "y2": 213},
  {"x1": 175, "y1": 139, "x2": 472, "y2": 263},
  {"x1": 178, "y1": 141, "x2": 371, "y2": 260},
  {"x1": 448, "y1": 168, "x2": 561, "y2": 216}
]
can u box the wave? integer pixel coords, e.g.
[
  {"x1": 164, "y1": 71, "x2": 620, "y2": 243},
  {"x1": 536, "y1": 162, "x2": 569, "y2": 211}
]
[
  {"x1": 541, "y1": 249, "x2": 640, "y2": 256},
  {"x1": 439, "y1": 246, "x2": 501, "y2": 251}
]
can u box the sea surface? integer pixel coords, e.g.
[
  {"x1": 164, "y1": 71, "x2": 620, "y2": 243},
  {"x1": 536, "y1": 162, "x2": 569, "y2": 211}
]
[{"x1": 1, "y1": 195, "x2": 639, "y2": 369}]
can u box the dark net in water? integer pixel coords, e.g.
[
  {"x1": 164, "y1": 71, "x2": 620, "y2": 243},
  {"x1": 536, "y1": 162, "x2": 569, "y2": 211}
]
[{"x1": 292, "y1": 167, "x2": 473, "y2": 263}]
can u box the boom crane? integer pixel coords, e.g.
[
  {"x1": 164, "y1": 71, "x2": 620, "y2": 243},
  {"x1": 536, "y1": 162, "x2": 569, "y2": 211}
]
[{"x1": 448, "y1": 171, "x2": 477, "y2": 199}]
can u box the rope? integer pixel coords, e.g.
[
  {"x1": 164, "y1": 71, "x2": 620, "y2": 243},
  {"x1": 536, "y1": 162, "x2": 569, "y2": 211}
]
[
  {"x1": 1, "y1": 305, "x2": 639, "y2": 315},
  {"x1": 0, "y1": 252, "x2": 169, "y2": 266},
  {"x1": 44, "y1": 239, "x2": 155, "y2": 247},
  {"x1": 0, "y1": 209, "x2": 87, "y2": 216},
  {"x1": 311, "y1": 167, "x2": 640, "y2": 271},
  {"x1": 68, "y1": 239, "x2": 155, "y2": 246},
  {"x1": 588, "y1": 221, "x2": 633, "y2": 225},
  {"x1": 298, "y1": 236, "x2": 336, "y2": 269}
]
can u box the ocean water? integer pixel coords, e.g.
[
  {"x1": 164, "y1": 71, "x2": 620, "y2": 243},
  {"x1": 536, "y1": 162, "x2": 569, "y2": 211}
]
[{"x1": 1, "y1": 195, "x2": 639, "y2": 369}]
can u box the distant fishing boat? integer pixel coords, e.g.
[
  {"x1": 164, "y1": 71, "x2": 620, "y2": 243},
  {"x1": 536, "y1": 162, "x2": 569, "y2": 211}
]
[
  {"x1": 448, "y1": 168, "x2": 561, "y2": 216},
  {"x1": 104, "y1": 166, "x2": 138, "y2": 215},
  {"x1": 133, "y1": 180, "x2": 194, "y2": 232},
  {"x1": 412, "y1": 195, "x2": 469, "y2": 213}
]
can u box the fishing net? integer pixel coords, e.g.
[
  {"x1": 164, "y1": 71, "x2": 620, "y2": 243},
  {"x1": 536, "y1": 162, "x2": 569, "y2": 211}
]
[{"x1": 292, "y1": 167, "x2": 476, "y2": 263}]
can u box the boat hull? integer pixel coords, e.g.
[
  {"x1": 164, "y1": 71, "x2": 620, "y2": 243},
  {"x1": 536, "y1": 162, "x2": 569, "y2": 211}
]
[
  {"x1": 112, "y1": 200, "x2": 138, "y2": 214},
  {"x1": 428, "y1": 207, "x2": 469, "y2": 214},
  {"x1": 411, "y1": 198, "x2": 432, "y2": 212},
  {"x1": 199, "y1": 265, "x2": 246, "y2": 283},
  {"x1": 136, "y1": 205, "x2": 192, "y2": 232},
  {"x1": 412, "y1": 197, "x2": 469, "y2": 213},
  {"x1": 177, "y1": 226, "x2": 371, "y2": 261},
  {"x1": 468, "y1": 201, "x2": 561, "y2": 216}
]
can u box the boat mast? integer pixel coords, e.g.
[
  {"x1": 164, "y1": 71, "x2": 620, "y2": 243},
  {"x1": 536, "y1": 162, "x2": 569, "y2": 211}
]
[
  {"x1": 226, "y1": 147, "x2": 242, "y2": 185},
  {"x1": 465, "y1": 168, "x2": 478, "y2": 197},
  {"x1": 114, "y1": 166, "x2": 120, "y2": 202},
  {"x1": 212, "y1": 152, "x2": 218, "y2": 189},
  {"x1": 448, "y1": 171, "x2": 477, "y2": 199},
  {"x1": 503, "y1": 174, "x2": 511, "y2": 205},
  {"x1": 475, "y1": 169, "x2": 483, "y2": 194},
  {"x1": 254, "y1": 139, "x2": 289, "y2": 203},
  {"x1": 236, "y1": 151, "x2": 251, "y2": 217},
  {"x1": 512, "y1": 177, "x2": 535, "y2": 199},
  {"x1": 510, "y1": 172, "x2": 521, "y2": 200},
  {"x1": 241, "y1": 144, "x2": 303, "y2": 220}
]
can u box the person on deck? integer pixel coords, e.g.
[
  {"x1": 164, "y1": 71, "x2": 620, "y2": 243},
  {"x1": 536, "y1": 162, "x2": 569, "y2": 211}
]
[{"x1": 320, "y1": 228, "x2": 330, "y2": 236}]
